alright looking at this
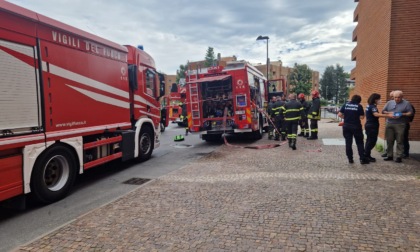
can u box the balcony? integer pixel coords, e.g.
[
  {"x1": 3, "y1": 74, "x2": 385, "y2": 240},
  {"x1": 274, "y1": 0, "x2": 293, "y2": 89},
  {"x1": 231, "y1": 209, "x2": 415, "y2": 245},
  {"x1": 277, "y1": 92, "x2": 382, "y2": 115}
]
[
  {"x1": 352, "y1": 24, "x2": 358, "y2": 42},
  {"x1": 353, "y1": 2, "x2": 360, "y2": 22},
  {"x1": 350, "y1": 68, "x2": 356, "y2": 80},
  {"x1": 351, "y1": 46, "x2": 357, "y2": 61}
]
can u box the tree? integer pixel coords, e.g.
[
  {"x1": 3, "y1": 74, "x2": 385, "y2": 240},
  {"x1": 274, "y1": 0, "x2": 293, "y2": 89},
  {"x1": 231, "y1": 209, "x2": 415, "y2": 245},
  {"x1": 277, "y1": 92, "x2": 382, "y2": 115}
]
[
  {"x1": 204, "y1": 47, "x2": 216, "y2": 67},
  {"x1": 319, "y1": 66, "x2": 335, "y2": 101},
  {"x1": 176, "y1": 63, "x2": 188, "y2": 84},
  {"x1": 319, "y1": 64, "x2": 349, "y2": 104},
  {"x1": 288, "y1": 63, "x2": 313, "y2": 96}
]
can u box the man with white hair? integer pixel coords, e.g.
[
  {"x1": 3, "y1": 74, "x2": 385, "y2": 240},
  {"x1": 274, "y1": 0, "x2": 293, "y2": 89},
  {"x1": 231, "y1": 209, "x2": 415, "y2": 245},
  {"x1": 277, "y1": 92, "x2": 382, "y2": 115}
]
[{"x1": 382, "y1": 90, "x2": 413, "y2": 163}]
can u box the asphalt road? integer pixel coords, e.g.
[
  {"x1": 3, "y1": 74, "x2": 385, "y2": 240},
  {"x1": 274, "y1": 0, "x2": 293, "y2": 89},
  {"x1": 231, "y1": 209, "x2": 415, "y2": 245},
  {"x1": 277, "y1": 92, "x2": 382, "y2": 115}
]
[{"x1": 0, "y1": 123, "x2": 220, "y2": 252}]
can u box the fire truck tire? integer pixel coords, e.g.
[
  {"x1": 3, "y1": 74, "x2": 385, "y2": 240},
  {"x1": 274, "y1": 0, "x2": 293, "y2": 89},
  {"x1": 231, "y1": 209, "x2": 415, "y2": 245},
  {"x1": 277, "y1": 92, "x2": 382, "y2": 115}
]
[
  {"x1": 251, "y1": 117, "x2": 263, "y2": 140},
  {"x1": 202, "y1": 134, "x2": 222, "y2": 142},
  {"x1": 138, "y1": 126, "x2": 154, "y2": 161},
  {"x1": 30, "y1": 144, "x2": 77, "y2": 204}
]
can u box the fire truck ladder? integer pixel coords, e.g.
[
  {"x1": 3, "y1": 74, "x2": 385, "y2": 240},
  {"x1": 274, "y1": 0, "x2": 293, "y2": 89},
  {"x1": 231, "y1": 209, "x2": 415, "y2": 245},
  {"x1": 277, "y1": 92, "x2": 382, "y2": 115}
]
[{"x1": 188, "y1": 83, "x2": 201, "y2": 127}]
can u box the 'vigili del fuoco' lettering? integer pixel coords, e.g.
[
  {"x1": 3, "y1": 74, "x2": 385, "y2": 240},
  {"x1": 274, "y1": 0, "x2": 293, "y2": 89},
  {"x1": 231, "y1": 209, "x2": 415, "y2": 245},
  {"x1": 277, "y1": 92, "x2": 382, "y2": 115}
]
[{"x1": 52, "y1": 31, "x2": 80, "y2": 48}]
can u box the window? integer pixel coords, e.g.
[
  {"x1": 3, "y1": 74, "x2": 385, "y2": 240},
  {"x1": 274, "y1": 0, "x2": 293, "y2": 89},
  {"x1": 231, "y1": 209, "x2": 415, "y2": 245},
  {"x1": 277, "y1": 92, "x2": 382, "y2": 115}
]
[
  {"x1": 236, "y1": 95, "x2": 247, "y2": 107},
  {"x1": 145, "y1": 69, "x2": 156, "y2": 96}
]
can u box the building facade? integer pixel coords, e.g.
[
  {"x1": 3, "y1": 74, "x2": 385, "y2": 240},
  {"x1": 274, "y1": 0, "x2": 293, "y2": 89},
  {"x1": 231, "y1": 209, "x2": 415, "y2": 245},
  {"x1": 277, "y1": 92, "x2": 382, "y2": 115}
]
[
  {"x1": 255, "y1": 61, "x2": 319, "y2": 99},
  {"x1": 351, "y1": 0, "x2": 420, "y2": 140}
]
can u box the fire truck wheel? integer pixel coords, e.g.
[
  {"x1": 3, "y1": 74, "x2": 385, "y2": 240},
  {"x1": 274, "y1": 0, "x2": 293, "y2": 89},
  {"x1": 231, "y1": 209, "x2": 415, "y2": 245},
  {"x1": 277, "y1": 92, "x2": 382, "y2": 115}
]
[
  {"x1": 138, "y1": 126, "x2": 154, "y2": 161},
  {"x1": 30, "y1": 144, "x2": 77, "y2": 204},
  {"x1": 251, "y1": 117, "x2": 263, "y2": 140}
]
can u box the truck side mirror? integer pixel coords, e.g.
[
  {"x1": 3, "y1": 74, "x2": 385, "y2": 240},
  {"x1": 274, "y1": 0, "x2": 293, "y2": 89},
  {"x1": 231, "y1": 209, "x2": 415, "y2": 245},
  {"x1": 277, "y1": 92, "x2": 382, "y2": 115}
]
[
  {"x1": 128, "y1": 65, "x2": 138, "y2": 90},
  {"x1": 157, "y1": 73, "x2": 165, "y2": 99}
]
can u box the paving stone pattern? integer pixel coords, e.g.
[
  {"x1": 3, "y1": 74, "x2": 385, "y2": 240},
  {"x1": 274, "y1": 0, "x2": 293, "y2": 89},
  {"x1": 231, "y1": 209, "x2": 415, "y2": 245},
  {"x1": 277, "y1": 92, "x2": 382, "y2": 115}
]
[{"x1": 18, "y1": 120, "x2": 420, "y2": 251}]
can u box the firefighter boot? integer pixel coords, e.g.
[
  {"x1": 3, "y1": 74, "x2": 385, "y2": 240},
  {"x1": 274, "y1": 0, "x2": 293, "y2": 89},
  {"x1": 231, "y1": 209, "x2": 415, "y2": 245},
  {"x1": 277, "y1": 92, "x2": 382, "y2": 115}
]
[
  {"x1": 304, "y1": 132, "x2": 310, "y2": 138},
  {"x1": 288, "y1": 138, "x2": 292, "y2": 148},
  {"x1": 307, "y1": 132, "x2": 318, "y2": 140},
  {"x1": 274, "y1": 131, "x2": 280, "y2": 141},
  {"x1": 281, "y1": 133, "x2": 286, "y2": 141},
  {"x1": 291, "y1": 139, "x2": 297, "y2": 150},
  {"x1": 297, "y1": 132, "x2": 304, "y2": 137},
  {"x1": 268, "y1": 131, "x2": 273, "y2": 140}
]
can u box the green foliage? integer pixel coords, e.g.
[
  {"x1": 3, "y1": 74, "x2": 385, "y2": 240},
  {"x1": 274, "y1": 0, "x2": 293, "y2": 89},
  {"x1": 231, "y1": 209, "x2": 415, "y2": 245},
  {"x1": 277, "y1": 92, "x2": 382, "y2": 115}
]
[
  {"x1": 204, "y1": 47, "x2": 216, "y2": 67},
  {"x1": 288, "y1": 63, "x2": 313, "y2": 95},
  {"x1": 375, "y1": 143, "x2": 384, "y2": 153},
  {"x1": 320, "y1": 99, "x2": 329, "y2": 106},
  {"x1": 176, "y1": 63, "x2": 188, "y2": 84},
  {"x1": 319, "y1": 64, "x2": 349, "y2": 104}
]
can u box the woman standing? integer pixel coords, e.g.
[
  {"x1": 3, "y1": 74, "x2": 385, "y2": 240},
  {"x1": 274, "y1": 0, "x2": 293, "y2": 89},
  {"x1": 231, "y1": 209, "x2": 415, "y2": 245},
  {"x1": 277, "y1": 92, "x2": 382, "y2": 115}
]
[
  {"x1": 364, "y1": 93, "x2": 391, "y2": 162},
  {"x1": 338, "y1": 95, "x2": 369, "y2": 164}
]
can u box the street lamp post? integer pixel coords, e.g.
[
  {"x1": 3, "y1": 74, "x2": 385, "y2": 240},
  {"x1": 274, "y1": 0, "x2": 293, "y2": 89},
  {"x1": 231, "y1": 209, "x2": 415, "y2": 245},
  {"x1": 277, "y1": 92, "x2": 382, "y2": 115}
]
[{"x1": 256, "y1": 35, "x2": 270, "y2": 84}]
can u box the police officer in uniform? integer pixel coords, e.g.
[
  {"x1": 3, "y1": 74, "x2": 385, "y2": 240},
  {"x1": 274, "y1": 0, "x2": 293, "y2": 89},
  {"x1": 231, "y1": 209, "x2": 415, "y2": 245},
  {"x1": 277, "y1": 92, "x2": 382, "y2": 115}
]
[
  {"x1": 338, "y1": 95, "x2": 369, "y2": 164},
  {"x1": 297, "y1": 93, "x2": 310, "y2": 137},
  {"x1": 282, "y1": 93, "x2": 305, "y2": 150},
  {"x1": 307, "y1": 90, "x2": 321, "y2": 140},
  {"x1": 271, "y1": 95, "x2": 286, "y2": 141}
]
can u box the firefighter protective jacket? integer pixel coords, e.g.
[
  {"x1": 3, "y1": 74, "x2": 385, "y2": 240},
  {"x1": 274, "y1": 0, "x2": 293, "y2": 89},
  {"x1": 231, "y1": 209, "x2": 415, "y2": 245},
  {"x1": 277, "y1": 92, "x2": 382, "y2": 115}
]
[
  {"x1": 307, "y1": 97, "x2": 321, "y2": 120},
  {"x1": 271, "y1": 100, "x2": 285, "y2": 118},
  {"x1": 282, "y1": 99, "x2": 304, "y2": 121},
  {"x1": 267, "y1": 101, "x2": 275, "y2": 117},
  {"x1": 300, "y1": 100, "x2": 310, "y2": 118}
]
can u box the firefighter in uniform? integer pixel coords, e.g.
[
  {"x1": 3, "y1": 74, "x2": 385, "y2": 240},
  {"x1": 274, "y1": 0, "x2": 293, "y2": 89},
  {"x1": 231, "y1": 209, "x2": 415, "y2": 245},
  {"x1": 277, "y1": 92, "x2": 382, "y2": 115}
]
[
  {"x1": 266, "y1": 96, "x2": 277, "y2": 139},
  {"x1": 307, "y1": 90, "x2": 321, "y2": 140},
  {"x1": 271, "y1": 96, "x2": 286, "y2": 141},
  {"x1": 297, "y1": 93, "x2": 310, "y2": 137},
  {"x1": 179, "y1": 103, "x2": 189, "y2": 135},
  {"x1": 282, "y1": 93, "x2": 305, "y2": 150},
  {"x1": 279, "y1": 94, "x2": 288, "y2": 140}
]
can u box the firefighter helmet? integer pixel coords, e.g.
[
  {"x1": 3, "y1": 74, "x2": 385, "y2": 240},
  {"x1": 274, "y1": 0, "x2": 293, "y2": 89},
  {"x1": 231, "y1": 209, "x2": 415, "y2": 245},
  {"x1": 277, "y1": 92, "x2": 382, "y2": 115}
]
[
  {"x1": 311, "y1": 90, "x2": 320, "y2": 98},
  {"x1": 298, "y1": 93, "x2": 305, "y2": 100}
]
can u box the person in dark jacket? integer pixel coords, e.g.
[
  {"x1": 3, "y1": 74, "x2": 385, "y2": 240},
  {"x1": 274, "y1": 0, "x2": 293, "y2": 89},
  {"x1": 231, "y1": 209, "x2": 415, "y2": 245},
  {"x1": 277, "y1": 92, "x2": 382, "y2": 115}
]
[
  {"x1": 403, "y1": 100, "x2": 415, "y2": 158},
  {"x1": 364, "y1": 93, "x2": 392, "y2": 162},
  {"x1": 282, "y1": 93, "x2": 305, "y2": 150},
  {"x1": 266, "y1": 96, "x2": 277, "y2": 139},
  {"x1": 271, "y1": 96, "x2": 286, "y2": 141},
  {"x1": 338, "y1": 95, "x2": 370, "y2": 164},
  {"x1": 307, "y1": 90, "x2": 321, "y2": 140},
  {"x1": 297, "y1": 93, "x2": 310, "y2": 137}
]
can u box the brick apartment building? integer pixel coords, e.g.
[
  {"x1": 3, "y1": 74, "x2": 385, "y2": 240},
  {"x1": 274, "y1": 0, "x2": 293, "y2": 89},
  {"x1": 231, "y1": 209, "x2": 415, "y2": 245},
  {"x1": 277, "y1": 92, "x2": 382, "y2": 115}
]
[{"x1": 351, "y1": 0, "x2": 420, "y2": 140}]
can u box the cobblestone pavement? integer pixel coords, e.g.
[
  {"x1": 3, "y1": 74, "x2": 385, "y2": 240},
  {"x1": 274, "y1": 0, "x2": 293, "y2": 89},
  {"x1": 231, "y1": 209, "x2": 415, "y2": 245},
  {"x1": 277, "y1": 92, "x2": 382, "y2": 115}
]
[{"x1": 18, "y1": 120, "x2": 420, "y2": 251}]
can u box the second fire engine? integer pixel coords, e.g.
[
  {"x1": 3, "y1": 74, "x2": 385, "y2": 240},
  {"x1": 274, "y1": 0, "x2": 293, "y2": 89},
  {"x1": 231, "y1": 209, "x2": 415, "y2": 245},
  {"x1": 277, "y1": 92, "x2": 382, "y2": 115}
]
[{"x1": 184, "y1": 62, "x2": 269, "y2": 141}]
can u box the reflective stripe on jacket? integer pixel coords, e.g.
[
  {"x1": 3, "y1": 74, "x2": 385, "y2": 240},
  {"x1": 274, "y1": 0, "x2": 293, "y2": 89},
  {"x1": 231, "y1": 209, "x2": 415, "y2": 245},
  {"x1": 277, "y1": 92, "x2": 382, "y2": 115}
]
[
  {"x1": 307, "y1": 97, "x2": 321, "y2": 120},
  {"x1": 282, "y1": 100, "x2": 304, "y2": 121}
]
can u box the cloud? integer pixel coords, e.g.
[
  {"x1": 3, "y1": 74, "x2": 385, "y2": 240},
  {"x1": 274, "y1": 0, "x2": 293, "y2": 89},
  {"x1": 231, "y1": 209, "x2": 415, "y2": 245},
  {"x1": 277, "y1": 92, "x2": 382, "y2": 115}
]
[{"x1": 6, "y1": 0, "x2": 357, "y2": 75}]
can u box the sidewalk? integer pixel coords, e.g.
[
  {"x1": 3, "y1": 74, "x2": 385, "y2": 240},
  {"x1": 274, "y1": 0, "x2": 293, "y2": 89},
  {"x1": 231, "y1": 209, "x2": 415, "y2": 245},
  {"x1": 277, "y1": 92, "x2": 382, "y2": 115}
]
[{"x1": 17, "y1": 119, "x2": 420, "y2": 251}]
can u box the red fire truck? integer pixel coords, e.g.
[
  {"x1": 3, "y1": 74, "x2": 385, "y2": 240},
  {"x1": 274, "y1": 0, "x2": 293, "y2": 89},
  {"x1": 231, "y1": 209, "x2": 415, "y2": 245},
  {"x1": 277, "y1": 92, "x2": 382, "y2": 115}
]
[
  {"x1": 185, "y1": 62, "x2": 269, "y2": 141},
  {"x1": 167, "y1": 83, "x2": 187, "y2": 125},
  {"x1": 0, "y1": 2, "x2": 165, "y2": 206}
]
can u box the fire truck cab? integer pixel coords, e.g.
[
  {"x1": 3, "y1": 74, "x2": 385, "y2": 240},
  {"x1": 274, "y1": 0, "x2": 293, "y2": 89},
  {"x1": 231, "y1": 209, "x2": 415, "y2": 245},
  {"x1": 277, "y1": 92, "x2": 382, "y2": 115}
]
[
  {"x1": 185, "y1": 62, "x2": 269, "y2": 141},
  {"x1": 0, "y1": 2, "x2": 165, "y2": 206}
]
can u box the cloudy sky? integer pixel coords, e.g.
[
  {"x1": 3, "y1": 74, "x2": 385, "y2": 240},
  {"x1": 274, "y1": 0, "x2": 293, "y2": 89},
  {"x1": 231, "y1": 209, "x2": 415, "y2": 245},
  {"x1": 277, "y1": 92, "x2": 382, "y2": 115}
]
[{"x1": 7, "y1": 0, "x2": 357, "y2": 75}]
